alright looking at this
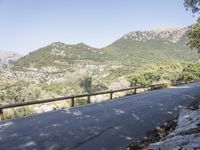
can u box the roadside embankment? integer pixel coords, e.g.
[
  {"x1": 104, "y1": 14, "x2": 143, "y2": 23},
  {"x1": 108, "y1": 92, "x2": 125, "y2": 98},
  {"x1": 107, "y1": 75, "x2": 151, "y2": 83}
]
[{"x1": 127, "y1": 100, "x2": 200, "y2": 150}]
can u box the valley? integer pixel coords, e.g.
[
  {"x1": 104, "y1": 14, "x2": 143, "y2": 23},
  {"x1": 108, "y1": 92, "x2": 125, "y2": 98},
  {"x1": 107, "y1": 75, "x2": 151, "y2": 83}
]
[{"x1": 0, "y1": 27, "x2": 200, "y2": 108}]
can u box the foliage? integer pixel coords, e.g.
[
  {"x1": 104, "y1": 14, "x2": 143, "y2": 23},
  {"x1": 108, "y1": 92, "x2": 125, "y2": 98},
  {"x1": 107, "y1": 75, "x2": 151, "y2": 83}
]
[
  {"x1": 0, "y1": 81, "x2": 42, "y2": 104},
  {"x1": 109, "y1": 79, "x2": 130, "y2": 90},
  {"x1": 184, "y1": 0, "x2": 200, "y2": 52},
  {"x1": 187, "y1": 18, "x2": 200, "y2": 51},
  {"x1": 181, "y1": 61, "x2": 200, "y2": 81},
  {"x1": 127, "y1": 61, "x2": 200, "y2": 87},
  {"x1": 0, "y1": 81, "x2": 29, "y2": 103},
  {"x1": 184, "y1": 0, "x2": 200, "y2": 14},
  {"x1": 127, "y1": 61, "x2": 185, "y2": 86},
  {"x1": 80, "y1": 76, "x2": 93, "y2": 93},
  {"x1": 128, "y1": 72, "x2": 161, "y2": 86}
]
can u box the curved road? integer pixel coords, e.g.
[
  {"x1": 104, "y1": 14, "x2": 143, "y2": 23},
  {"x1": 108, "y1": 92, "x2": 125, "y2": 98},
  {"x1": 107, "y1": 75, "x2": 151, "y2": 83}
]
[{"x1": 0, "y1": 82, "x2": 200, "y2": 150}]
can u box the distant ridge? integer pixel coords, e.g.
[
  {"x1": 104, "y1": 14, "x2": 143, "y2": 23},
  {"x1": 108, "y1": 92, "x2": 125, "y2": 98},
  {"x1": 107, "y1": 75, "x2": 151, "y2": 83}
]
[
  {"x1": 0, "y1": 51, "x2": 21, "y2": 65},
  {"x1": 122, "y1": 27, "x2": 189, "y2": 43}
]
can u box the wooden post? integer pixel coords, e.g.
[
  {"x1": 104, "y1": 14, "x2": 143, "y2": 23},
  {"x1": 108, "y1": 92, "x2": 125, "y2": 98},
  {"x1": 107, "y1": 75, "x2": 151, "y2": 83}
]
[
  {"x1": 110, "y1": 92, "x2": 113, "y2": 99},
  {"x1": 0, "y1": 109, "x2": 4, "y2": 120},
  {"x1": 87, "y1": 96, "x2": 91, "y2": 104},
  {"x1": 71, "y1": 97, "x2": 75, "y2": 107},
  {"x1": 134, "y1": 88, "x2": 137, "y2": 94}
]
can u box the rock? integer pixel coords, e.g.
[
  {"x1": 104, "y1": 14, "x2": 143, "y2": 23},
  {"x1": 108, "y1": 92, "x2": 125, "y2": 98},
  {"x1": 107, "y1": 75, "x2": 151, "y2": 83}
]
[
  {"x1": 148, "y1": 133, "x2": 200, "y2": 150},
  {"x1": 169, "y1": 108, "x2": 200, "y2": 137},
  {"x1": 148, "y1": 105, "x2": 200, "y2": 150},
  {"x1": 122, "y1": 27, "x2": 188, "y2": 43}
]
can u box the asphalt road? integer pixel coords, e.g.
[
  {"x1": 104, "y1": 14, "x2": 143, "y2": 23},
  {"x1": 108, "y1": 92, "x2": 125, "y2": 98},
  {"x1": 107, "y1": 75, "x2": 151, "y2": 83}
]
[{"x1": 0, "y1": 82, "x2": 200, "y2": 150}]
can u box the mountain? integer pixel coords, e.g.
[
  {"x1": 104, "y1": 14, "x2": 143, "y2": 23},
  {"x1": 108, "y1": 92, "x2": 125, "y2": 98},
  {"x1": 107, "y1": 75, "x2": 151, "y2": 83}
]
[
  {"x1": 102, "y1": 27, "x2": 200, "y2": 67},
  {"x1": 122, "y1": 27, "x2": 187, "y2": 43},
  {"x1": 0, "y1": 51, "x2": 21, "y2": 65},
  {"x1": 14, "y1": 42, "x2": 110, "y2": 69},
  {"x1": 14, "y1": 27, "x2": 200, "y2": 70}
]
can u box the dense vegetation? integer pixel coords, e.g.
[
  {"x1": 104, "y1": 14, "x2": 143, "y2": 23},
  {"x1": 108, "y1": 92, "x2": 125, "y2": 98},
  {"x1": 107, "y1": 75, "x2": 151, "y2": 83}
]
[
  {"x1": 1, "y1": 27, "x2": 200, "y2": 106},
  {"x1": 14, "y1": 42, "x2": 110, "y2": 69},
  {"x1": 187, "y1": 18, "x2": 200, "y2": 51},
  {"x1": 1, "y1": 61, "x2": 200, "y2": 105},
  {"x1": 184, "y1": 0, "x2": 200, "y2": 51}
]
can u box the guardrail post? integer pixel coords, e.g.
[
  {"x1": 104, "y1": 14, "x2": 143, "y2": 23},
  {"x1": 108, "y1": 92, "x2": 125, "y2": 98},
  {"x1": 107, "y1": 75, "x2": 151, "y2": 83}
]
[
  {"x1": 0, "y1": 109, "x2": 4, "y2": 120},
  {"x1": 134, "y1": 88, "x2": 137, "y2": 94},
  {"x1": 71, "y1": 97, "x2": 75, "y2": 107},
  {"x1": 110, "y1": 92, "x2": 113, "y2": 99},
  {"x1": 87, "y1": 95, "x2": 91, "y2": 104}
]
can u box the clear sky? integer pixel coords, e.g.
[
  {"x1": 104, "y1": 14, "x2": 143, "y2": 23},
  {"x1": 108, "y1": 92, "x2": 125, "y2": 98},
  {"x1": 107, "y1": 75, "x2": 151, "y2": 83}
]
[{"x1": 0, "y1": 0, "x2": 198, "y2": 54}]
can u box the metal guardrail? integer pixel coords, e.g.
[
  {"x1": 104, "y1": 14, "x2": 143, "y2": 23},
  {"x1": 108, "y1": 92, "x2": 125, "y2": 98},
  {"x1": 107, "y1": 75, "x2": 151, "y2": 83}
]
[{"x1": 0, "y1": 80, "x2": 198, "y2": 120}]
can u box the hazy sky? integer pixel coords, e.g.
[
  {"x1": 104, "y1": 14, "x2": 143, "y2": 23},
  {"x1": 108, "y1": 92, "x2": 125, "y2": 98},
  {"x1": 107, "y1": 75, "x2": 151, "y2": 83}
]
[{"x1": 0, "y1": 0, "x2": 198, "y2": 54}]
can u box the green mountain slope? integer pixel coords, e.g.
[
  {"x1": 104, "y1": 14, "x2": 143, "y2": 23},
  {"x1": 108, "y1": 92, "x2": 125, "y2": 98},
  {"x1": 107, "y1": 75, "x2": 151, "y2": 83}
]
[
  {"x1": 102, "y1": 27, "x2": 200, "y2": 67},
  {"x1": 14, "y1": 42, "x2": 110, "y2": 69},
  {"x1": 14, "y1": 27, "x2": 200, "y2": 70}
]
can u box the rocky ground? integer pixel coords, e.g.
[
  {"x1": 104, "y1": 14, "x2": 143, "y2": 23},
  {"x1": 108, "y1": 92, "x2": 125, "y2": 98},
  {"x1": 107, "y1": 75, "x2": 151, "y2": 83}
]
[{"x1": 126, "y1": 100, "x2": 200, "y2": 150}]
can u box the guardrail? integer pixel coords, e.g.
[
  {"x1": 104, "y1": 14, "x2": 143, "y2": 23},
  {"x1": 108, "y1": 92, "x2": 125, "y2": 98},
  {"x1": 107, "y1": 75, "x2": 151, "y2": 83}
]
[{"x1": 0, "y1": 80, "x2": 198, "y2": 120}]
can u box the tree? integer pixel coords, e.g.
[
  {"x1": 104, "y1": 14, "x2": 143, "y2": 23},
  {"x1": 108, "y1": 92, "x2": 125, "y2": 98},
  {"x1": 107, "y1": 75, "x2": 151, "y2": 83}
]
[
  {"x1": 187, "y1": 18, "x2": 200, "y2": 51},
  {"x1": 128, "y1": 71, "x2": 161, "y2": 87},
  {"x1": 80, "y1": 76, "x2": 93, "y2": 93},
  {"x1": 182, "y1": 61, "x2": 200, "y2": 81},
  {"x1": 184, "y1": 0, "x2": 200, "y2": 51},
  {"x1": 184, "y1": 0, "x2": 200, "y2": 14}
]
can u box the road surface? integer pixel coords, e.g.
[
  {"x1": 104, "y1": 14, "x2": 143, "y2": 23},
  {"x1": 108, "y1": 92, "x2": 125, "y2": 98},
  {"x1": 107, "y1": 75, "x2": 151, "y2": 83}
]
[{"x1": 0, "y1": 82, "x2": 200, "y2": 150}]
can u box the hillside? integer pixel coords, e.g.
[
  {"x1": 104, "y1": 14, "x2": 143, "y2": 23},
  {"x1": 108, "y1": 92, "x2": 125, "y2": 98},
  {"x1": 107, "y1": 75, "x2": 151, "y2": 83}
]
[
  {"x1": 103, "y1": 27, "x2": 200, "y2": 67},
  {"x1": 14, "y1": 42, "x2": 111, "y2": 70},
  {"x1": 14, "y1": 27, "x2": 200, "y2": 71}
]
